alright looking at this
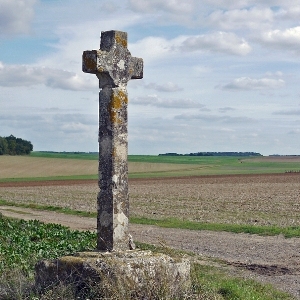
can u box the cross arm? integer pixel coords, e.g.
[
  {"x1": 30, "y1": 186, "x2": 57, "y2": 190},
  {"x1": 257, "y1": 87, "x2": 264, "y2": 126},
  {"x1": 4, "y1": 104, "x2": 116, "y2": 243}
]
[
  {"x1": 82, "y1": 50, "x2": 105, "y2": 74},
  {"x1": 130, "y1": 57, "x2": 143, "y2": 79}
]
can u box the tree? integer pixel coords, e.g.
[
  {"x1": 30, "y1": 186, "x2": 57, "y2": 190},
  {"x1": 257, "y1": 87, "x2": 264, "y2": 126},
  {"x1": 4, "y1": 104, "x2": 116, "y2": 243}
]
[
  {"x1": 0, "y1": 135, "x2": 33, "y2": 155},
  {"x1": 0, "y1": 137, "x2": 8, "y2": 155}
]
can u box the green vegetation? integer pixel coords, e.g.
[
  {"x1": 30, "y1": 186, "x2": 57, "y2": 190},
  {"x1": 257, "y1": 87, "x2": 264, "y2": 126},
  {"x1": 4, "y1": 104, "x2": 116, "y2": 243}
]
[
  {"x1": 0, "y1": 135, "x2": 33, "y2": 155},
  {"x1": 129, "y1": 154, "x2": 241, "y2": 164},
  {"x1": 130, "y1": 155, "x2": 300, "y2": 176},
  {"x1": 0, "y1": 175, "x2": 97, "y2": 183},
  {"x1": 24, "y1": 152, "x2": 300, "y2": 179},
  {"x1": 131, "y1": 217, "x2": 300, "y2": 238},
  {"x1": 0, "y1": 215, "x2": 96, "y2": 274},
  {"x1": 0, "y1": 216, "x2": 293, "y2": 299},
  {"x1": 159, "y1": 151, "x2": 262, "y2": 157},
  {"x1": 191, "y1": 264, "x2": 292, "y2": 300},
  {"x1": 0, "y1": 199, "x2": 96, "y2": 218},
  {"x1": 30, "y1": 151, "x2": 98, "y2": 160},
  {"x1": 1, "y1": 199, "x2": 299, "y2": 238}
]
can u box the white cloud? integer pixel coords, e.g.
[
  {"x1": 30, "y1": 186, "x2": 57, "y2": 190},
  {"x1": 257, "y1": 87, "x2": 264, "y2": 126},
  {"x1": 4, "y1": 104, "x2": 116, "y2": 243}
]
[
  {"x1": 181, "y1": 32, "x2": 251, "y2": 56},
  {"x1": 221, "y1": 77, "x2": 285, "y2": 90},
  {"x1": 202, "y1": 0, "x2": 252, "y2": 9},
  {"x1": 221, "y1": 127, "x2": 235, "y2": 132},
  {"x1": 265, "y1": 71, "x2": 283, "y2": 77},
  {"x1": 288, "y1": 129, "x2": 300, "y2": 134},
  {"x1": 131, "y1": 32, "x2": 251, "y2": 61},
  {"x1": 203, "y1": 0, "x2": 300, "y2": 10},
  {"x1": 130, "y1": 36, "x2": 173, "y2": 61},
  {"x1": 131, "y1": 95, "x2": 205, "y2": 109},
  {"x1": 174, "y1": 113, "x2": 253, "y2": 124},
  {"x1": 273, "y1": 109, "x2": 300, "y2": 115},
  {"x1": 128, "y1": 0, "x2": 196, "y2": 14},
  {"x1": 276, "y1": 5, "x2": 300, "y2": 20},
  {"x1": 100, "y1": 2, "x2": 119, "y2": 13},
  {"x1": 208, "y1": 7, "x2": 274, "y2": 30},
  {"x1": 219, "y1": 107, "x2": 236, "y2": 113},
  {"x1": 0, "y1": 63, "x2": 96, "y2": 91},
  {"x1": 144, "y1": 82, "x2": 183, "y2": 92},
  {"x1": 0, "y1": 0, "x2": 36, "y2": 35},
  {"x1": 257, "y1": 26, "x2": 300, "y2": 52}
]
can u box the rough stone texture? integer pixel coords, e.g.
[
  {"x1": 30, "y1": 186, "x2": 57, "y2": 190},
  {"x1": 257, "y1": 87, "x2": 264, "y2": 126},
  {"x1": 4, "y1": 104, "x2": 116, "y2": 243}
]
[
  {"x1": 35, "y1": 250, "x2": 190, "y2": 296},
  {"x1": 82, "y1": 30, "x2": 143, "y2": 251},
  {"x1": 83, "y1": 31, "x2": 143, "y2": 88},
  {"x1": 34, "y1": 30, "x2": 190, "y2": 297}
]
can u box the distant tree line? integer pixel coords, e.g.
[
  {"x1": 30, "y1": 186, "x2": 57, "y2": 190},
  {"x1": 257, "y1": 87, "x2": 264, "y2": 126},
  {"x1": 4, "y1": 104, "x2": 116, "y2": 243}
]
[
  {"x1": 0, "y1": 135, "x2": 33, "y2": 155},
  {"x1": 159, "y1": 152, "x2": 262, "y2": 157}
]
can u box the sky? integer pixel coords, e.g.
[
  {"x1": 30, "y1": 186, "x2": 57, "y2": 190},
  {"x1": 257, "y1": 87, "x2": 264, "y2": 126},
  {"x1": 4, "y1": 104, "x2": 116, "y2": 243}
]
[{"x1": 1, "y1": 0, "x2": 300, "y2": 155}]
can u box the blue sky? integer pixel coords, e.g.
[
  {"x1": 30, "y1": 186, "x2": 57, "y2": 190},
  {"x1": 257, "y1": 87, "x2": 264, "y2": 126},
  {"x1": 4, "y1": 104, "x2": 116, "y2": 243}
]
[{"x1": 1, "y1": 0, "x2": 300, "y2": 155}]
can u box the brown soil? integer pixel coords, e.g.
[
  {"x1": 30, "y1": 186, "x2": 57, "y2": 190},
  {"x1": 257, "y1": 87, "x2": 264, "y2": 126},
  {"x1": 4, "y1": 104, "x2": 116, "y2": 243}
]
[{"x1": 0, "y1": 174, "x2": 300, "y2": 298}]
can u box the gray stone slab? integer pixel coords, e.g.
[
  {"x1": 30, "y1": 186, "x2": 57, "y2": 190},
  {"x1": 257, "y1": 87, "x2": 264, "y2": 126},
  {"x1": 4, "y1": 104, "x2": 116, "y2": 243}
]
[{"x1": 35, "y1": 251, "x2": 190, "y2": 298}]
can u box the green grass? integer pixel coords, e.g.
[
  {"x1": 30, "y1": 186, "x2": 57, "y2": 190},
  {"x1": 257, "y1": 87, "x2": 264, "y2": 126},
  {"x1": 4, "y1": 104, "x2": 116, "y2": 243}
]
[
  {"x1": 129, "y1": 155, "x2": 238, "y2": 164},
  {"x1": 30, "y1": 151, "x2": 98, "y2": 160},
  {"x1": 0, "y1": 174, "x2": 97, "y2": 183},
  {"x1": 0, "y1": 199, "x2": 97, "y2": 218},
  {"x1": 131, "y1": 217, "x2": 300, "y2": 238},
  {"x1": 191, "y1": 264, "x2": 293, "y2": 300},
  {"x1": 130, "y1": 155, "x2": 300, "y2": 177},
  {"x1": 1, "y1": 199, "x2": 299, "y2": 238}
]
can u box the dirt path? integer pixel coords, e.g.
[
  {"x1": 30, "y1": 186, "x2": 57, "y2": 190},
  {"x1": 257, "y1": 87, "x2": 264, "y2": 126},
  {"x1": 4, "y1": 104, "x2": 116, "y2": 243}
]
[{"x1": 0, "y1": 205, "x2": 299, "y2": 298}]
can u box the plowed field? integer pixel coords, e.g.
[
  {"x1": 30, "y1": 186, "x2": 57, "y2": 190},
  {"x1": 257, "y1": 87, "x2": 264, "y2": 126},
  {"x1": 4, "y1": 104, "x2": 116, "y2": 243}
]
[{"x1": 1, "y1": 173, "x2": 299, "y2": 227}]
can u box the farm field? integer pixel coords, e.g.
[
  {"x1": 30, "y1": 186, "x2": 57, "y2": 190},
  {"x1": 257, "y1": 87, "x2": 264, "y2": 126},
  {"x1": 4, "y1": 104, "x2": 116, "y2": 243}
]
[
  {"x1": 0, "y1": 154, "x2": 300, "y2": 227},
  {"x1": 0, "y1": 173, "x2": 299, "y2": 228},
  {"x1": 2, "y1": 153, "x2": 300, "y2": 181}
]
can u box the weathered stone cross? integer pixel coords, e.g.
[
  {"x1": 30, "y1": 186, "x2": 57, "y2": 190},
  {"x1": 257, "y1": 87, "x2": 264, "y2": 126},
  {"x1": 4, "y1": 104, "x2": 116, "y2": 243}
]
[{"x1": 82, "y1": 30, "x2": 143, "y2": 251}]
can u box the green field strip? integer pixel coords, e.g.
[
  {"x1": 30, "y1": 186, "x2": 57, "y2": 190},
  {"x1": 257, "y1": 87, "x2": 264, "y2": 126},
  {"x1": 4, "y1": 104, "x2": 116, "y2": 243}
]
[
  {"x1": 0, "y1": 199, "x2": 97, "y2": 218},
  {"x1": 1, "y1": 200, "x2": 299, "y2": 238},
  {"x1": 1, "y1": 153, "x2": 300, "y2": 182},
  {"x1": 30, "y1": 151, "x2": 98, "y2": 160},
  {"x1": 0, "y1": 175, "x2": 98, "y2": 183},
  {"x1": 130, "y1": 217, "x2": 300, "y2": 238}
]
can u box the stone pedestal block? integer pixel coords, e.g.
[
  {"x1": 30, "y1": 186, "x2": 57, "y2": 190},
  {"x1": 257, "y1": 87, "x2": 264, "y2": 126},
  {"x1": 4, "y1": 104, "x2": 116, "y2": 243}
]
[{"x1": 35, "y1": 250, "x2": 190, "y2": 298}]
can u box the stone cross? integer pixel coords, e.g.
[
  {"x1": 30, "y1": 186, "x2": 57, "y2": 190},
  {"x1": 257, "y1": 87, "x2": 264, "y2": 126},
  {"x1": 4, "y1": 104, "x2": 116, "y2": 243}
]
[{"x1": 82, "y1": 30, "x2": 143, "y2": 251}]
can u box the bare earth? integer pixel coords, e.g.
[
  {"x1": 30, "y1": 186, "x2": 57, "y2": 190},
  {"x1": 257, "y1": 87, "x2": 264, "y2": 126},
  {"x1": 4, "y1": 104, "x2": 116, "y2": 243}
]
[{"x1": 0, "y1": 174, "x2": 300, "y2": 298}]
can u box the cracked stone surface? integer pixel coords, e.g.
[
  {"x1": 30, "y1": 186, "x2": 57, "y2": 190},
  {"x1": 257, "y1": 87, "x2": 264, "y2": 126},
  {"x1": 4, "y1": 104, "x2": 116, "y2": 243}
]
[{"x1": 82, "y1": 30, "x2": 143, "y2": 251}]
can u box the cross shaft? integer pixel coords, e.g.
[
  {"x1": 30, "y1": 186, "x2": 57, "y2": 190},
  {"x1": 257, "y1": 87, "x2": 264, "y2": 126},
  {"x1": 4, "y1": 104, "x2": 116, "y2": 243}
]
[{"x1": 82, "y1": 30, "x2": 143, "y2": 251}]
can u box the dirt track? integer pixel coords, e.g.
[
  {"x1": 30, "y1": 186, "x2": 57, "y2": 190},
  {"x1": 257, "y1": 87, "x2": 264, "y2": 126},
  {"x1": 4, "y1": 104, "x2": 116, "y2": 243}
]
[{"x1": 0, "y1": 174, "x2": 300, "y2": 298}]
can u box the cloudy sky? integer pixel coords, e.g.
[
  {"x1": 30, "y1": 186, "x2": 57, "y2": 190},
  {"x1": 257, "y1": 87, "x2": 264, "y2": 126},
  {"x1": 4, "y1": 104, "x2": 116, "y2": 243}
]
[{"x1": 1, "y1": 0, "x2": 300, "y2": 155}]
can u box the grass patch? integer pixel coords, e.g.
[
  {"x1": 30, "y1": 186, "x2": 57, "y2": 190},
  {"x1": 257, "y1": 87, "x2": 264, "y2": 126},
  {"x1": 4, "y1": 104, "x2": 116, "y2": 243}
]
[
  {"x1": 191, "y1": 264, "x2": 293, "y2": 300},
  {"x1": 131, "y1": 217, "x2": 300, "y2": 238},
  {"x1": 1, "y1": 199, "x2": 299, "y2": 238},
  {"x1": 129, "y1": 155, "x2": 240, "y2": 165},
  {"x1": 30, "y1": 151, "x2": 98, "y2": 160},
  {"x1": 0, "y1": 199, "x2": 96, "y2": 218},
  {"x1": 0, "y1": 175, "x2": 97, "y2": 183}
]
